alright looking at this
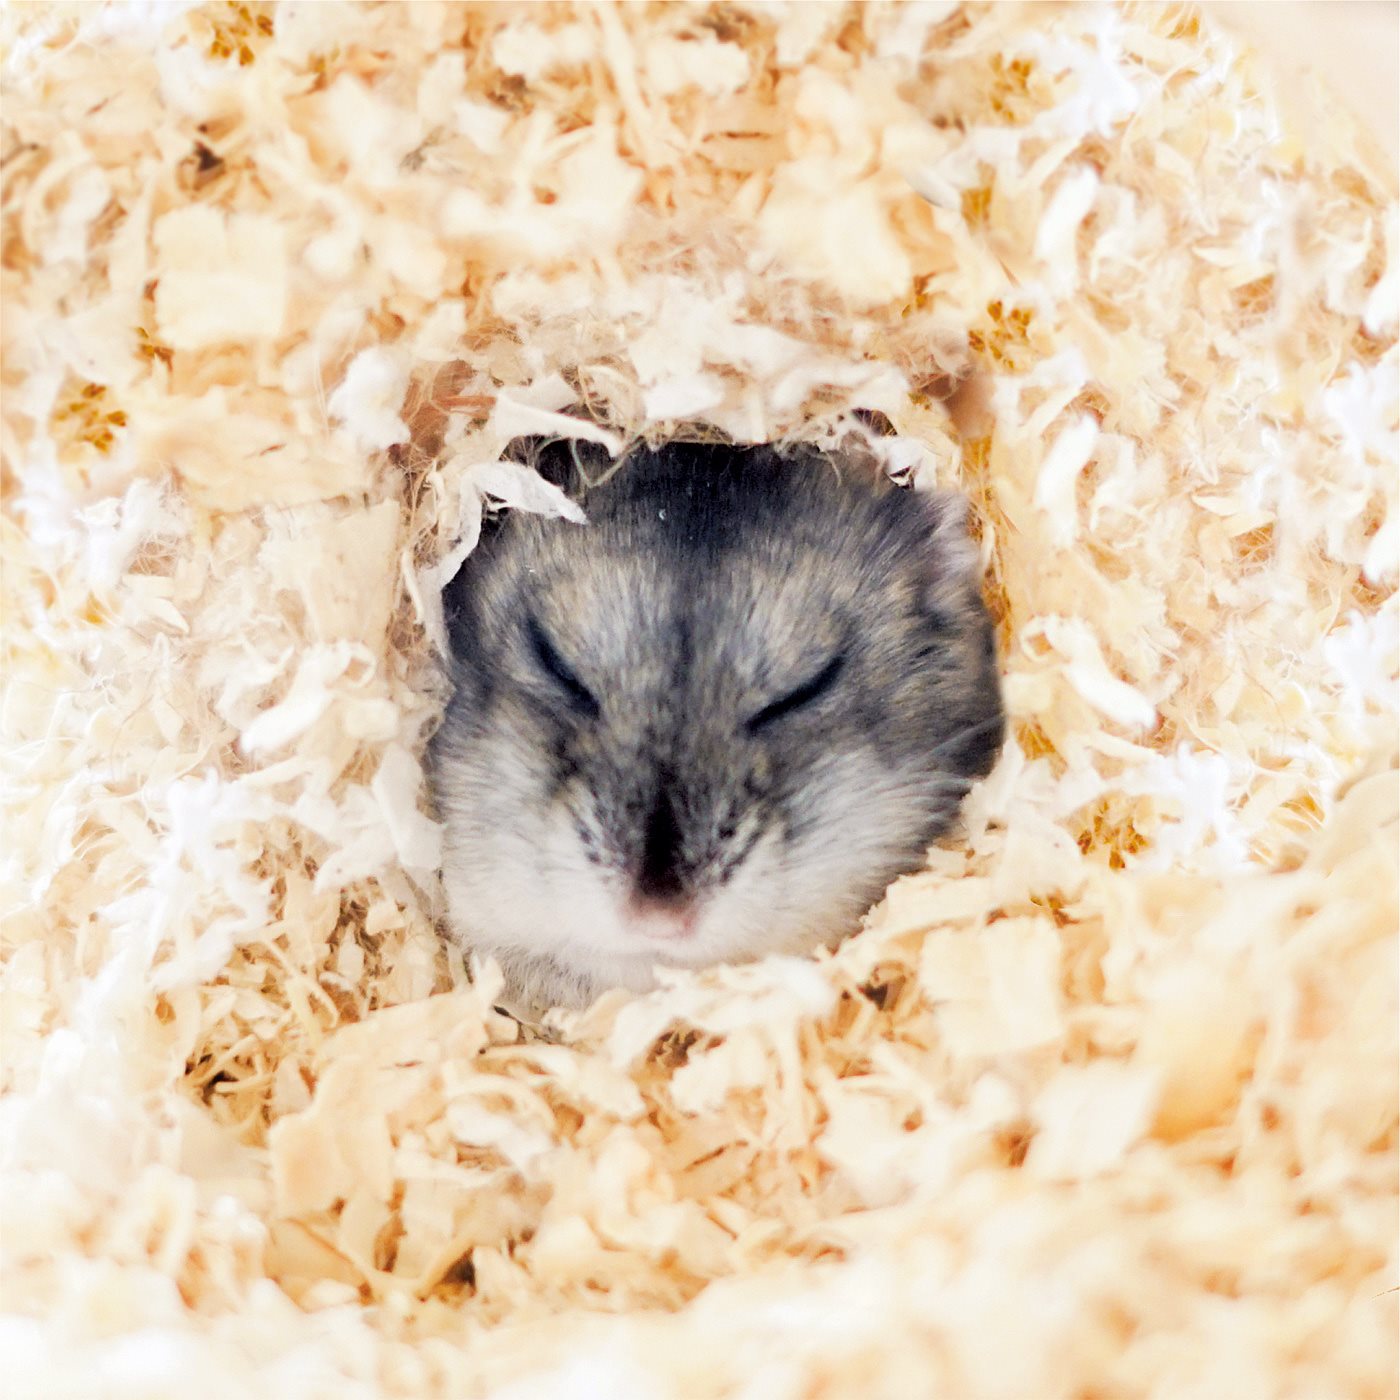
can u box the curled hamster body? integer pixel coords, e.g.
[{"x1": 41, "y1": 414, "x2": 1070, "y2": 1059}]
[{"x1": 432, "y1": 440, "x2": 1004, "y2": 1012}]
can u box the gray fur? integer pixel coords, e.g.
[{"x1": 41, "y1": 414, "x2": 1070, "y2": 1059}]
[{"x1": 431, "y1": 439, "x2": 1004, "y2": 1013}]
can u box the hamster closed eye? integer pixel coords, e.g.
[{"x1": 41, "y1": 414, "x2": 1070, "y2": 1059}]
[{"x1": 430, "y1": 439, "x2": 1005, "y2": 1013}]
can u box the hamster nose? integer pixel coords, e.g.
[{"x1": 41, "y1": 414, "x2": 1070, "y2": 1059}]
[
  {"x1": 636, "y1": 788, "x2": 686, "y2": 904},
  {"x1": 625, "y1": 893, "x2": 698, "y2": 942}
]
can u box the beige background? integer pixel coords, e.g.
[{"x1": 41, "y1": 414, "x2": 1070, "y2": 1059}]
[{"x1": 1205, "y1": 0, "x2": 1399, "y2": 168}]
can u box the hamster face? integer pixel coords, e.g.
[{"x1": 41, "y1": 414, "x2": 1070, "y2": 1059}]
[{"x1": 431, "y1": 441, "x2": 1004, "y2": 1012}]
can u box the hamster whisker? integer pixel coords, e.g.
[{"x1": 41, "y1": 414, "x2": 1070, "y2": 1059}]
[{"x1": 920, "y1": 714, "x2": 1006, "y2": 761}]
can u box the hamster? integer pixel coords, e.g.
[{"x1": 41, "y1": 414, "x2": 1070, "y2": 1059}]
[{"x1": 431, "y1": 438, "x2": 1004, "y2": 1013}]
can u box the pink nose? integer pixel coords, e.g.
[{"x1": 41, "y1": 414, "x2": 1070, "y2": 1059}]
[{"x1": 626, "y1": 897, "x2": 698, "y2": 941}]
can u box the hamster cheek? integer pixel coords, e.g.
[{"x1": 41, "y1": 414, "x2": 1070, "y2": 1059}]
[
  {"x1": 753, "y1": 754, "x2": 950, "y2": 948},
  {"x1": 681, "y1": 825, "x2": 799, "y2": 964},
  {"x1": 436, "y1": 736, "x2": 598, "y2": 962},
  {"x1": 485, "y1": 807, "x2": 617, "y2": 958}
]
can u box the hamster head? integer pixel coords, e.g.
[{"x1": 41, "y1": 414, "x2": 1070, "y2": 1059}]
[{"x1": 432, "y1": 440, "x2": 1004, "y2": 1011}]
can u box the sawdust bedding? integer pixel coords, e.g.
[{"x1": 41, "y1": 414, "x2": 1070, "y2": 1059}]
[{"x1": 1, "y1": 2, "x2": 1396, "y2": 1396}]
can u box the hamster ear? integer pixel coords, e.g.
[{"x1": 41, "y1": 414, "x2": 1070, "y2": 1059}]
[{"x1": 913, "y1": 490, "x2": 983, "y2": 625}]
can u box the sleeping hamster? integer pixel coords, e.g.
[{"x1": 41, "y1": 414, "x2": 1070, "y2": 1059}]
[{"x1": 432, "y1": 439, "x2": 1004, "y2": 1013}]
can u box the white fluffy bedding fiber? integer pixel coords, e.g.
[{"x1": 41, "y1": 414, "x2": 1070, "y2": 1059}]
[{"x1": 2, "y1": 3, "x2": 1397, "y2": 1396}]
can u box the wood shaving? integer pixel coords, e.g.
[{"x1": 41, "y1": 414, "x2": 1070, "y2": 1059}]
[{"x1": 2, "y1": 3, "x2": 1395, "y2": 1396}]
